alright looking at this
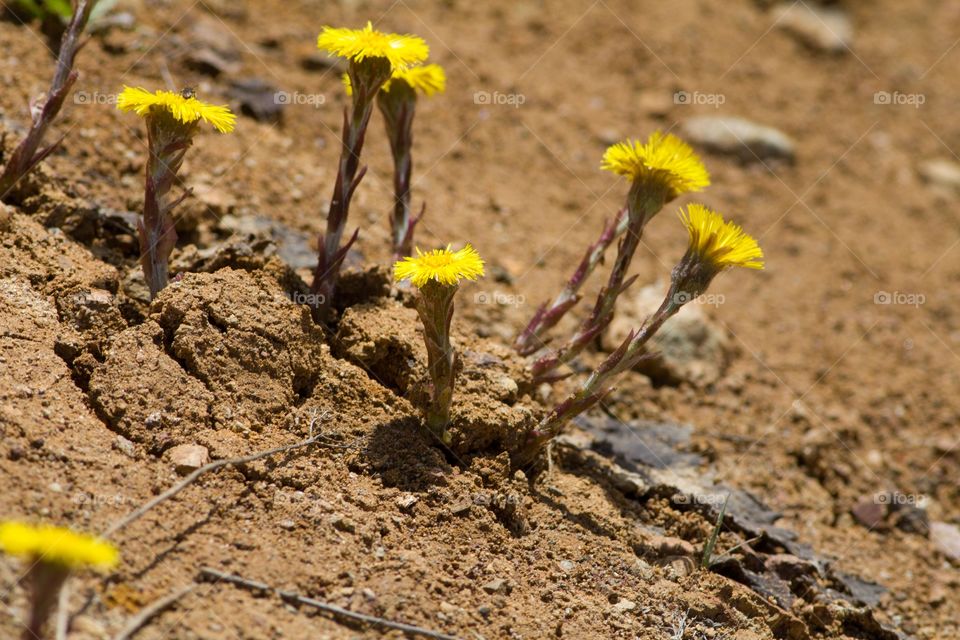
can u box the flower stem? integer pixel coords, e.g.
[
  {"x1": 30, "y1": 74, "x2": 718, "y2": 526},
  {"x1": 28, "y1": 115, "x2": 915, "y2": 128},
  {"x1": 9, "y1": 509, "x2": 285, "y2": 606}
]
[
  {"x1": 0, "y1": 0, "x2": 96, "y2": 201},
  {"x1": 312, "y1": 58, "x2": 391, "y2": 310},
  {"x1": 531, "y1": 182, "x2": 667, "y2": 382},
  {"x1": 514, "y1": 206, "x2": 628, "y2": 356},
  {"x1": 415, "y1": 280, "x2": 459, "y2": 442},
  {"x1": 138, "y1": 118, "x2": 193, "y2": 299},
  {"x1": 378, "y1": 84, "x2": 421, "y2": 259},
  {"x1": 514, "y1": 286, "x2": 682, "y2": 469},
  {"x1": 23, "y1": 562, "x2": 69, "y2": 640}
]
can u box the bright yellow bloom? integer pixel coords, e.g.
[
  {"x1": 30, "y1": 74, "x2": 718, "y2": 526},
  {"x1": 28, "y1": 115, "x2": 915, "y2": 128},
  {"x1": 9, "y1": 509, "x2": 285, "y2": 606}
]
[
  {"x1": 601, "y1": 132, "x2": 709, "y2": 198},
  {"x1": 318, "y1": 22, "x2": 428, "y2": 71},
  {"x1": 343, "y1": 63, "x2": 446, "y2": 97},
  {"x1": 0, "y1": 521, "x2": 118, "y2": 570},
  {"x1": 394, "y1": 244, "x2": 485, "y2": 288},
  {"x1": 679, "y1": 204, "x2": 764, "y2": 270},
  {"x1": 387, "y1": 63, "x2": 446, "y2": 96},
  {"x1": 117, "y1": 86, "x2": 236, "y2": 133}
]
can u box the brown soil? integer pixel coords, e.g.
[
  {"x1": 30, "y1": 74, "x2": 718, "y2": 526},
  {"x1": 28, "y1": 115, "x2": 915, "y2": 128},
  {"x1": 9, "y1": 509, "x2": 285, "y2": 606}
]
[{"x1": 1, "y1": 1, "x2": 959, "y2": 639}]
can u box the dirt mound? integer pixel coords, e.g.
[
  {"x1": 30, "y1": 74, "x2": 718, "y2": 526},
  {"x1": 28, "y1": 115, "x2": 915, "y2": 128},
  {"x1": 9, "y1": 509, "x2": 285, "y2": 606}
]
[{"x1": 2, "y1": 0, "x2": 959, "y2": 638}]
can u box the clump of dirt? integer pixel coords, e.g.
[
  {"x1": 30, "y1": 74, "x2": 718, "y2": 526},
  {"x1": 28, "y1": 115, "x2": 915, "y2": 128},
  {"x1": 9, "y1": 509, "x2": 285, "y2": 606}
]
[
  {"x1": 335, "y1": 297, "x2": 425, "y2": 394},
  {"x1": 336, "y1": 296, "x2": 539, "y2": 455}
]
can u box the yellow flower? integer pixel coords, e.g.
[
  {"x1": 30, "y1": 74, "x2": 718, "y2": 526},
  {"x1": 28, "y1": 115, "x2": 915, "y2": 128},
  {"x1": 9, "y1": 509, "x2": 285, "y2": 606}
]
[
  {"x1": 0, "y1": 521, "x2": 118, "y2": 570},
  {"x1": 679, "y1": 204, "x2": 764, "y2": 270},
  {"x1": 387, "y1": 63, "x2": 446, "y2": 96},
  {"x1": 343, "y1": 63, "x2": 446, "y2": 97},
  {"x1": 601, "y1": 132, "x2": 710, "y2": 198},
  {"x1": 117, "y1": 86, "x2": 236, "y2": 133},
  {"x1": 318, "y1": 22, "x2": 428, "y2": 71},
  {"x1": 394, "y1": 244, "x2": 485, "y2": 288}
]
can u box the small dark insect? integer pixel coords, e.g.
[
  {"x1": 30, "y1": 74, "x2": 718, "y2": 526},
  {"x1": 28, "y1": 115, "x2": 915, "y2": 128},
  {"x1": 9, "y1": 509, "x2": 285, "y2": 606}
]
[{"x1": 180, "y1": 87, "x2": 196, "y2": 99}]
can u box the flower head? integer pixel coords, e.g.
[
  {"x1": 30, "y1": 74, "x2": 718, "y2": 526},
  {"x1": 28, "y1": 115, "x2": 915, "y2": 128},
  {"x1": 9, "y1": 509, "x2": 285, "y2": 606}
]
[
  {"x1": 601, "y1": 132, "x2": 709, "y2": 198},
  {"x1": 394, "y1": 244, "x2": 485, "y2": 288},
  {"x1": 318, "y1": 22, "x2": 428, "y2": 71},
  {"x1": 117, "y1": 86, "x2": 235, "y2": 133},
  {"x1": 387, "y1": 63, "x2": 446, "y2": 96},
  {"x1": 679, "y1": 204, "x2": 764, "y2": 271},
  {"x1": 0, "y1": 522, "x2": 118, "y2": 571}
]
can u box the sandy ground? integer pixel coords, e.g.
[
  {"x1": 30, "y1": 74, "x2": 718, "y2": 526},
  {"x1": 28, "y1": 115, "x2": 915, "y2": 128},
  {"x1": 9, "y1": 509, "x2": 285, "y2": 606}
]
[{"x1": 1, "y1": 0, "x2": 959, "y2": 638}]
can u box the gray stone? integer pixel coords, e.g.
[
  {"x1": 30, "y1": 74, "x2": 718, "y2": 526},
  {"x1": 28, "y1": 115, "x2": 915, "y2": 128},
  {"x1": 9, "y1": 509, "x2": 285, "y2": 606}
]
[
  {"x1": 773, "y1": 2, "x2": 853, "y2": 53},
  {"x1": 449, "y1": 499, "x2": 472, "y2": 516},
  {"x1": 395, "y1": 494, "x2": 419, "y2": 511},
  {"x1": 607, "y1": 283, "x2": 732, "y2": 386},
  {"x1": 930, "y1": 522, "x2": 960, "y2": 560},
  {"x1": 114, "y1": 435, "x2": 136, "y2": 458},
  {"x1": 218, "y1": 214, "x2": 316, "y2": 270},
  {"x1": 682, "y1": 116, "x2": 795, "y2": 162},
  {"x1": 229, "y1": 78, "x2": 285, "y2": 123}
]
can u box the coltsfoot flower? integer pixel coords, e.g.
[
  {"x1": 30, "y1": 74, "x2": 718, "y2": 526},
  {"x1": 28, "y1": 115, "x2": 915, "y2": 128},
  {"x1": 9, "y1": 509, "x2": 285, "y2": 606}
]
[
  {"x1": 311, "y1": 23, "x2": 429, "y2": 311},
  {"x1": 118, "y1": 86, "x2": 235, "y2": 299},
  {"x1": 671, "y1": 204, "x2": 764, "y2": 302},
  {"x1": 1, "y1": 521, "x2": 118, "y2": 639},
  {"x1": 679, "y1": 203, "x2": 765, "y2": 271},
  {"x1": 394, "y1": 244, "x2": 484, "y2": 441},
  {"x1": 394, "y1": 244, "x2": 484, "y2": 287},
  {"x1": 528, "y1": 132, "x2": 709, "y2": 382},
  {"x1": 0, "y1": 521, "x2": 118, "y2": 569},
  {"x1": 385, "y1": 63, "x2": 446, "y2": 96},
  {"x1": 117, "y1": 86, "x2": 236, "y2": 133},
  {"x1": 601, "y1": 131, "x2": 709, "y2": 200},
  {"x1": 317, "y1": 21, "x2": 429, "y2": 70},
  {"x1": 515, "y1": 206, "x2": 763, "y2": 469}
]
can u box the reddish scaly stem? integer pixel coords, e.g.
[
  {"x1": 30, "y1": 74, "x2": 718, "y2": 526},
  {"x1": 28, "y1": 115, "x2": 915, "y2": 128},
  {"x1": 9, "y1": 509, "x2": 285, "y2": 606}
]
[
  {"x1": 378, "y1": 82, "x2": 421, "y2": 259},
  {"x1": 531, "y1": 182, "x2": 668, "y2": 383},
  {"x1": 312, "y1": 57, "x2": 391, "y2": 311},
  {"x1": 514, "y1": 206, "x2": 628, "y2": 356},
  {"x1": 415, "y1": 280, "x2": 459, "y2": 442},
  {"x1": 0, "y1": 0, "x2": 96, "y2": 201},
  {"x1": 22, "y1": 562, "x2": 69, "y2": 640},
  {"x1": 139, "y1": 117, "x2": 195, "y2": 299},
  {"x1": 513, "y1": 288, "x2": 681, "y2": 469}
]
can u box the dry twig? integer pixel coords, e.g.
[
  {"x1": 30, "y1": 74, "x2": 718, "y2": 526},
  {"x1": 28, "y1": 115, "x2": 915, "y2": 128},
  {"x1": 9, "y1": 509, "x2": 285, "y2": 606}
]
[
  {"x1": 199, "y1": 568, "x2": 459, "y2": 640},
  {"x1": 102, "y1": 416, "x2": 338, "y2": 539}
]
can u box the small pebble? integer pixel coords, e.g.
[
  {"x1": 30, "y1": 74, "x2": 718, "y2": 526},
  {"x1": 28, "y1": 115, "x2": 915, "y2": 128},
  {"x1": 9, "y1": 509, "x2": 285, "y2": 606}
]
[
  {"x1": 114, "y1": 435, "x2": 136, "y2": 458},
  {"x1": 481, "y1": 578, "x2": 508, "y2": 595},
  {"x1": 613, "y1": 599, "x2": 636, "y2": 612},
  {"x1": 167, "y1": 444, "x2": 210, "y2": 475},
  {"x1": 329, "y1": 514, "x2": 356, "y2": 533}
]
